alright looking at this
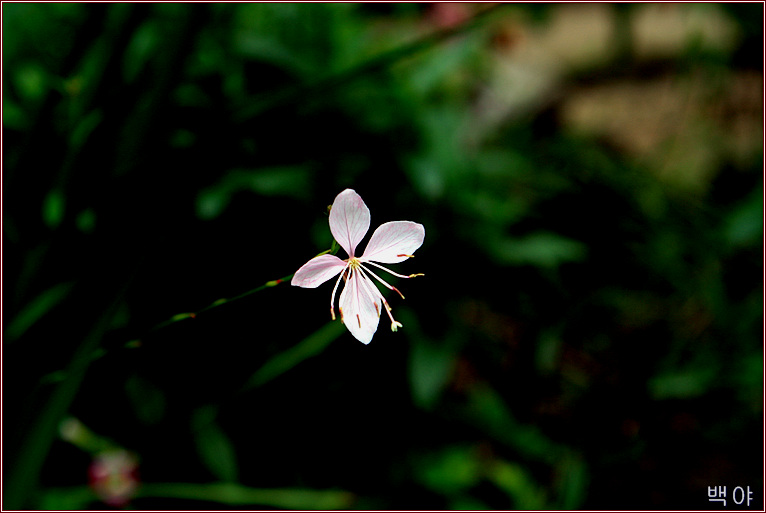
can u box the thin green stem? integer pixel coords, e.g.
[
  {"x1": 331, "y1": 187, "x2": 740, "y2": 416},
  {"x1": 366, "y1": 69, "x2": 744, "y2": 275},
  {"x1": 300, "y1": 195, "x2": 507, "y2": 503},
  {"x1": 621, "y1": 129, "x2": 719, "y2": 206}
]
[
  {"x1": 145, "y1": 273, "x2": 295, "y2": 334},
  {"x1": 142, "y1": 247, "x2": 336, "y2": 336},
  {"x1": 39, "y1": 245, "x2": 339, "y2": 386}
]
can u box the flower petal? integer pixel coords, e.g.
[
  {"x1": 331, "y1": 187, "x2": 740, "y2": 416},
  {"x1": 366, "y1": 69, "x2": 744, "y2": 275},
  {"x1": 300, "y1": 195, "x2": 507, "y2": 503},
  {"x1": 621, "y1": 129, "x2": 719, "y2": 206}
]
[
  {"x1": 291, "y1": 254, "x2": 347, "y2": 288},
  {"x1": 329, "y1": 189, "x2": 370, "y2": 257},
  {"x1": 361, "y1": 221, "x2": 425, "y2": 264},
  {"x1": 340, "y1": 269, "x2": 380, "y2": 344}
]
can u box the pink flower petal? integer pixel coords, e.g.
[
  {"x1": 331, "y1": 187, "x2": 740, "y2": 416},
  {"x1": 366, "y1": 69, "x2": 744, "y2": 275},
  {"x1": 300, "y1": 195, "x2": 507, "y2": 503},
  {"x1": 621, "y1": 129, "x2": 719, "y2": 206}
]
[
  {"x1": 361, "y1": 221, "x2": 425, "y2": 264},
  {"x1": 291, "y1": 254, "x2": 347, "y2": 288},
  {"x1": 329, "y1": 189, "x2": 370, "y2": 257},
  {"x1": 340, "y1": 269, "x2": 380, "y2": 344}
]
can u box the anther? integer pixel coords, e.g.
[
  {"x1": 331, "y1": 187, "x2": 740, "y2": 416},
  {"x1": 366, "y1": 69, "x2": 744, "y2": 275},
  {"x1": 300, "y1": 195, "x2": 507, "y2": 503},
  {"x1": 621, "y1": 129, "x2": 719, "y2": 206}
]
[{"x1": 397, "y1": 254, "x2": 415, "y2": 258}]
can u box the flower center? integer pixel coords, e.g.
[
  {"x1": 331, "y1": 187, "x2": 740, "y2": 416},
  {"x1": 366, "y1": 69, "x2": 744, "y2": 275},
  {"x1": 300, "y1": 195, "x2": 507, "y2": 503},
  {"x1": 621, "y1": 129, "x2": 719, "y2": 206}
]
[{"x1": 348, "y1": 257, "x2": 362, "y2": 270}]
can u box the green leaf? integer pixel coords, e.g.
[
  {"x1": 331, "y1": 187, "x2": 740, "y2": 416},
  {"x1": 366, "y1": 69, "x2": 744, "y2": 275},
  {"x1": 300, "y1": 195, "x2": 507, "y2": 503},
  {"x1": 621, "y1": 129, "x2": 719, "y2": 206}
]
[
  {"x1": 75, "y1": 208, "x2": 96, "y2": 233},
  {"x1": 196, "y1": 190, "x2": 227, "y2": 220},
  {"x1": 648, "y1": 367, "x2": 717, "y2": 399},
  {"x1": 417, "y1": 446, "x2": 482, "y2": 494},
  {"x1": 69, "y1": 110, "x2": 102, "y2": 150},
  {"x1": 407, "y1": 155, "x2": 446, "y2": 200},
  {"x1": 403, "y1": 307, "x2": 459, "y2": 410},
  {"x1": 196, "y1": 166, "x2": 313, "y2": 220},
  {"x1": 3, "y1": 97, "x2": 28, "y2": 130},
  {"x1": 488, "y1": 460, "x2": 547, "y2": 510},
  {"x1": 125, "y1": 374, "x2": 166, "y2": 426},
  {"x1": 123, "y1": 21, "x2": 157, "y2": 83},
  {"x1": 554, "y1": 451, "x2": 589, "y2": 509},
  {"x1": 5, "y1": 282, "x2": 74, "y2": 340},
  {"x1": 409, "y1": 337, "x2": 455, "y2": 410},
  {"x1": 192, "y1": 406, "x2": 239, "y2": 483},
  {"x1": 465, "y1": 384, "x2": 563, "y2": 464},
  {"x1": 234, "y1": 33, "x2": 315, "y2": 77},
  {"x1": 723, "y1": 187, "x2": 763, "y2": 249},
  {"x1": 457, "y1": 189, "x2": 528, "y2": 225},
  {"x1": 14, "y1": 63, "x2": 47, "y2": 103},
  {"x1": 243, "y1": 321, "x2": 345, "y2": 390},
  {"x1": 489, "y1": 232, "x2": 587, "y2": 268},
  {"x1": 535, "y1": 329, "x2": 563, "y2": 375},
  {"x1": 42, "y1": 189, "x2": 65, "y2": 229},
  {"x1": 405, "y1": 31, "x2": 480, "y2": 96}
]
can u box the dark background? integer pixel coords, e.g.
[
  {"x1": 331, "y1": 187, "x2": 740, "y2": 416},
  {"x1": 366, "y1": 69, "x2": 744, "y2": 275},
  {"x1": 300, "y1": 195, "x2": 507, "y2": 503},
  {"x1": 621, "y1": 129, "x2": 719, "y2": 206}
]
[{"x1": 3, "y1": 3, "x2": 763, "y2": 510}]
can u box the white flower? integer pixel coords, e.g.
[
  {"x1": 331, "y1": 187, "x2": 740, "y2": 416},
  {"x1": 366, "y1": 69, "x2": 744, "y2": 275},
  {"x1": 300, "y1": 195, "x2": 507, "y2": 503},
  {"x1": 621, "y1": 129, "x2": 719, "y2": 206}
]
[{"x1": 292, "y1": 189, "x2": 425, "y2": 344}]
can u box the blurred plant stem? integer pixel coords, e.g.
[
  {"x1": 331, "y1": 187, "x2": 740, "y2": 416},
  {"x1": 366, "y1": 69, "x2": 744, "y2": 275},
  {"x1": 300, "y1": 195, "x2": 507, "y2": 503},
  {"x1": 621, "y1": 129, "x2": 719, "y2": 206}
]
[
  {"x1": 40, "y1": 483, "x2": 354, "y2": 510},
  {"x1": 136, "y1": 483, "x2": 354, "y2": 509},
  {"x1": 235, "y1": 4, "x2": 506, "y2": 123},
  {"x1": 4, "y1": 279, "x2": 131, "y2": 510}
]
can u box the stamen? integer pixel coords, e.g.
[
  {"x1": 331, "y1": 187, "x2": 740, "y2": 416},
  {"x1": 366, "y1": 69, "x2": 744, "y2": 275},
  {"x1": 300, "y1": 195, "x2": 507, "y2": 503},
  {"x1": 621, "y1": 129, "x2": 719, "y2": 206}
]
[
  {"x1": 355, "y1": 269, "x2": 382, "y2": 306},
  {"x1": 357, "y1": 269, "x2": 394, "y2": 319},
  {"x1": 338, "y1": 267, "x2": 352, "y2": 323},
  {"x1": 364, "y1": 260, "x2": 422, "y2": 280},
  {"x1": 374, "y1": 302, "x2": 380, "y2": 317},
  {"x1": 329, "y1": 264, "x2": 349, "y2": 320},
  {"x1": 359, "y1": 263, "x2": 405, "y2": 299},
  {"x1": 356, "y1": 314, "x2": 362, "y2": 328},
  {"x1": 354, "y1": 267, "x2": 405, "y2": 333},
  {"x1": 381, "y1": 300, "x2": 398, "y2": 326},
  {"x1": 397, "y1": 254, "x2": 415, "y2": 258}
]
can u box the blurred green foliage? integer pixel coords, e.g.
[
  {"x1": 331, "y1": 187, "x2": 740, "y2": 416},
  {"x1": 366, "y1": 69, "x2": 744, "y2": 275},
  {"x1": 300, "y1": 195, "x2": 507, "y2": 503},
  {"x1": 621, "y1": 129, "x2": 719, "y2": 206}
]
[{"x1": 3, "y1": 3, "x2": 762, "y2": 510}]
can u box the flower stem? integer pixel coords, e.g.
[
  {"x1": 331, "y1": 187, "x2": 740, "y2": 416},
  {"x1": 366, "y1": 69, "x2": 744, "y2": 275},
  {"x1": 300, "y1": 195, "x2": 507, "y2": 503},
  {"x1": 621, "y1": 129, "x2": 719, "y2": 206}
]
[
  {"x1": 141, "y1": 246, "x2": 337, "y2": 337},
  {"x1": 40, "y1": 246, "x2": 339, "y2": 385},
  {"x1": 145, "y1": 273, "x2": 294, "y2": 334}
]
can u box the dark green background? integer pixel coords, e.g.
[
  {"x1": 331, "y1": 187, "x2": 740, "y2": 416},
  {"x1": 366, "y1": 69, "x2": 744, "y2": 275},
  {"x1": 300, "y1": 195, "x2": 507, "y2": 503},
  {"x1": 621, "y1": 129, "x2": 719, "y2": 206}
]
[{"x1": 3, "y1": 3, "x2": 763, "y2": 510}]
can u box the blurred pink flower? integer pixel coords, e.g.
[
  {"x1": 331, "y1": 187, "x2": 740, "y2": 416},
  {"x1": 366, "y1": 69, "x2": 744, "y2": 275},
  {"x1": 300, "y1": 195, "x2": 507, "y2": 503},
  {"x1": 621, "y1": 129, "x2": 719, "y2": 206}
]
[
  {"x1": 428, "y1": 3, "x2": 472, "y2": 29},
  {"x1": 292, "y1": 189, "x2": 425, "y2": 344},
  {"x1": 88, "y1": 449, "x2": 140, "y2": 507}
]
